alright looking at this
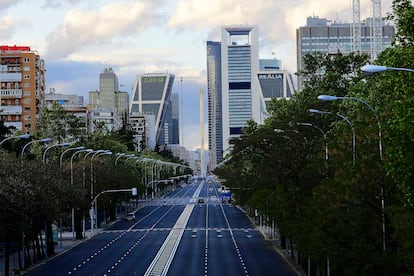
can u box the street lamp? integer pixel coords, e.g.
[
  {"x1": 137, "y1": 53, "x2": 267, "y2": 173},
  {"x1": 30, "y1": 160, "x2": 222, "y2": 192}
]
[
  {"x1": 89, "y1": 150, "x2": 112, "y2": 232},
  {"x1": 0, "y1": 133, "x2": 30, "y2": 147},
  {"x1": 150, "y1": 159, "x2": 161, "y2": 200},
  {"x1": 18, "y1": 136, "x2": 51, "y2": 267},
  {"x1": 42, "y1": 142, "x2": 72, "y2": 163},
  {"x1": 317, "y1": 94, "x2": 386, "y2": 252},
  {"x1": 361, "y1": 64, "x2": 414, "y2": 75},
  {"x1": 297, "y1": 122, "x2": 328, "y2": 161},
  {"x1": 20, "y1": 137, "x2": 52, "y2": 160},
  {"x1": 308, "y1": 109, "x2": 356, "y2": 165},
  {"x1": 59, "y1": 146, "x2": 85, "y2": 168},
  {"x1": 317, "y1": 95, "x2": 382, "y2": 160},
  {"x1": 274, "y1": 128, "x2": 308, "y2": 144},
  {"x1": 70, "y1": 148, "x2": 93, "y2": 240},
  {"x1": 115, "y1": 153, "x2": 136, "y2": 165}
]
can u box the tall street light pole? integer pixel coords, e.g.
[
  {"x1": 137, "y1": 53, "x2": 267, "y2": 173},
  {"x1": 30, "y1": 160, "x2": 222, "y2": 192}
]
[
  {"x1": 89, "y1": 150, "x2": 112, "y2": 232},
  {"x1": 274, "y1": 128, "x2": 308, "y2": 144},
  {"x1": 297, "y1": 122, "x2": 328, "y2": 161},
  {"x1": 60, "y1": 146, "x2": 85, "y2": 168},
  {"x1": 318, "y1": 94, "x2": 386, "y2": 252},
  {"x1": 115, "y1": 153, "x2": 136, "y2": 166},
  {"x1": 361, "y1": 64, "x2": 414, "y2": 75},
  {"x1": 70, "y1": 149, "x2": 93, "y2": 240},
  {"x1": 317, "y1": 95, "x2": 382, "y2": 160},
  {"x1": 20, "y1": 137, "x2": 52, "y2": 160},
  {"x1": 40, "y1": 141, "x2": 71, "y2": 257},
  {"x1": 19, "y1": 137, "x2": 51, "y2": 269},
  {"x1": 308, "y1": 109, "x2": 356, "y2": 165},
  {"x1": 42, "y1": 142, "x2": 71, "y2": 164},
  {"x1": 0, "y1": 133, "x2": 30, "y2": 147}
]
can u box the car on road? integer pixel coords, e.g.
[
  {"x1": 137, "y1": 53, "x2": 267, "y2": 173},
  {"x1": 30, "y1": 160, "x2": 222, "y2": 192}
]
[
  {"x1": 197, "y1": 198, "x2": 205, "y2": 204},
  {"x1": 123, "y1": 212, "x2": 136, "y2": 221}
]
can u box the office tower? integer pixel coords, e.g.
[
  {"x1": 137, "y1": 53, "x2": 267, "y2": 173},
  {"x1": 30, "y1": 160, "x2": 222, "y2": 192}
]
[
  {"x1": 159, "y1": 92, "x2": 179, "y2": 145},
  {"x1": 221, "y1": 25, "x2": 260, "y2": 158},
  {"x1": 88, "y1": 67, "x2": 129, "y2": 131},
  {"x1": 258, "y1": 58, "x2": 296, "y2": 114},
  {"x1": 260, "y1": 59, "x2": 282, "y2": 70},
  {"x1": 0, "y1": 45, "x2": 46, "y2": 133},
  {"x1": 207, "y1": 41, "x2": 223, "y2": 169},
  {"x1": 296, "y1": 16, "x2": 395, "y2": 89},
  {"x1": 129, "y1": 73, "x2": 175, "y2": 149}
]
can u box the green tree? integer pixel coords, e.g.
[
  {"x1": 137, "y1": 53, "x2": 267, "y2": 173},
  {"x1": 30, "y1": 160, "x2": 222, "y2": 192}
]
[{"x1": 34, "y1": 102, "x2": 84, "y2": 142}]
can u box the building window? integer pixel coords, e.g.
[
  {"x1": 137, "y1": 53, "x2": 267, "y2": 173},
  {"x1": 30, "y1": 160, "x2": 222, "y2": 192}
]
[
  {"x1": 23, "y1": 74, "x2": 30, "y2": 79},
  {"x1": 24, "y1": 83, "x2": 30, "y2": 87},
  {"x1": 24, "y1": 99, "x2": 31, "y2": 104},
  {"x1": 23, "y1": 66, "x2": 30, "y2": 71},
  {"x1": 24, "y1": 58, "x2": 30, "y2": 63}
]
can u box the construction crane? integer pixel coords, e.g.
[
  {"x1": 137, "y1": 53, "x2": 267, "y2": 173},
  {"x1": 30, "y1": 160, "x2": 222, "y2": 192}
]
[
  {"x1": 352, "y1": 0, "x2": 383, "y2": 60},
  {"x1": 352, "y1": 0, "x2": 362, "y2": 53},
  {"x1": 371, "y1": 0, "x2": 383, "y2": 60}
]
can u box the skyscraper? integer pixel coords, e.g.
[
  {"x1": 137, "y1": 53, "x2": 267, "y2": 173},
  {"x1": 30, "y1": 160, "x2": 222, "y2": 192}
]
[
  {"x1": 296, "y1": 16, "x2": 395, "y2": 89},
  {"x1": 88, "y1": 67, "x2": 129, "y2": 131},
  {"x1": 257, "y1": 58, "x2": 296, "y2": 116},
  {"x1": 129, "y1": 73, "x2": 175, "y2": 148},
  {"x1": 221, "y1": 25, "x2": 261, "y2": 157},
  {"x1": 0, "y1": 45, "x2": 46, "y2": 133},
  {"x1": 207, "y1": 41, "x2": 223, "y2": 169},
  {"x1": 160, "y1": 92, "x2": 180, "y2": 145},
  {"x1": 207, "y1": 26, "x2": 296, "y2": 170}
]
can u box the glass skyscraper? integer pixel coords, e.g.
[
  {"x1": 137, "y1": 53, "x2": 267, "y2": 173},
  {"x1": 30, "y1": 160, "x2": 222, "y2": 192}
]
[
  {"x1": 207, "y1": 41, "x2": 223, "y2": 169},
  {"x1": 129, "y1": 73, "x2": 175, "y2": 146},
  {"x1": 207, "y1": 25, "x2": 261, "y2": 168},
  {"x1": 221, "y1": 25, "x2": 261, "y2": 158}
]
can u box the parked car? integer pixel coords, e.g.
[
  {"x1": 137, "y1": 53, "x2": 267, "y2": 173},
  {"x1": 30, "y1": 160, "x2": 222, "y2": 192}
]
[{"x1": 123, "y1": 212, "x2": 136, "y2": 221}]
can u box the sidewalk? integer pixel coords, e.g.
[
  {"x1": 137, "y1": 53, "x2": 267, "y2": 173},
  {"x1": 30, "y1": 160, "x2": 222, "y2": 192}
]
[{"x1": 0, "y1": 229, "x2": 102, "y2": 275}]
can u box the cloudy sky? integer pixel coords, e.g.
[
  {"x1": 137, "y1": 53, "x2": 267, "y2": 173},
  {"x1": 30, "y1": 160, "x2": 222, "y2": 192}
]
[{"x1": 1, "y1": 0, "x2": 394, "y2": 150}]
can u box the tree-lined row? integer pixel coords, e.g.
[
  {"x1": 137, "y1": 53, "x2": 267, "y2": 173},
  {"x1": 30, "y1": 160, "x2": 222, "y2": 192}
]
[
  {"x1": 214, "y1": 1, "x2": 414, "y2": 274},
  {"x1": 0, "y1": 103, "x2": 191, "y2": 274}
]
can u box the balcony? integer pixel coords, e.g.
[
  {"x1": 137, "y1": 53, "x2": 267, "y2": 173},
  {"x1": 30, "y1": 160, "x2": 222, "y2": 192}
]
[
  {"x1": 1, "y1": 89, "x2": 23, "y2": 98},
  {"x1": 3, "y1": 121, "x2": 22, "y2": 130},
  {"x1": 0, "y1": 105, "x2": 22, "y2": 115}
]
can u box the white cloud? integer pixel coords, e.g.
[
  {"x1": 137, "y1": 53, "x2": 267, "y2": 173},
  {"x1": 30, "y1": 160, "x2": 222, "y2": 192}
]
[
  {"x1": 0, "y1": 0, "x2": 23, "y2": 10},
  {"x1": 0, "y1": 16, "x2": 25, "y2": 39},
  {"x1": 182, "y1": 123, "x2": 209, "y2": 151},
  {"x1": 45, "y1": 0, "x2": 164, "y2": 59},
  {"x1": 3, "y1": 0, "x2": 396, "y2": 152},
  {"x1": 41, "y1": 0, "x2": 82, "y2": 9}
]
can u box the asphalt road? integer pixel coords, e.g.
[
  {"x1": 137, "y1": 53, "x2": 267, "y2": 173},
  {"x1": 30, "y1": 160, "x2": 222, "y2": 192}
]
[{"x1": 25, "y1": 179, "x2": 298, "y2": 276}]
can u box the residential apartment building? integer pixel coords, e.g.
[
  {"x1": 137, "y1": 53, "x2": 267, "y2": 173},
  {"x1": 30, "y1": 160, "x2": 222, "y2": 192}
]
[
  {"x1": 87, "y1": 109, "x2": 120, "y2": 133},
  {"x1": 129, "y1": 73, "x2": 175, "y2": 149},
  {"x1": 0, "y1": 45, "x2": 46, "y2": 133},
  {"x1": 45, "y1": 88, "x2": 87, "y2": 134},
  {"x1": 296, "y1": 16, "x2": 395, "y2": 89},
  {"x1": 89, "y1": 67, "x2": 129, "y2": 132}
]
